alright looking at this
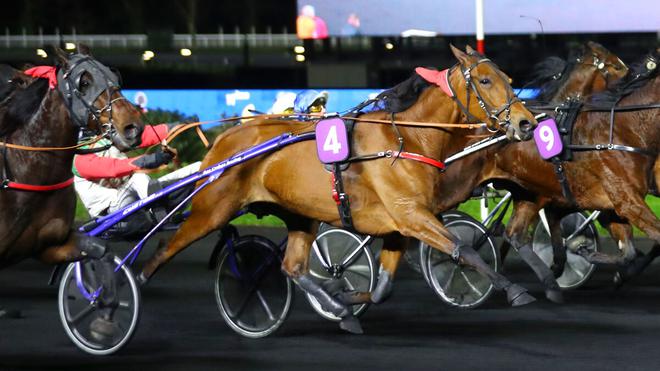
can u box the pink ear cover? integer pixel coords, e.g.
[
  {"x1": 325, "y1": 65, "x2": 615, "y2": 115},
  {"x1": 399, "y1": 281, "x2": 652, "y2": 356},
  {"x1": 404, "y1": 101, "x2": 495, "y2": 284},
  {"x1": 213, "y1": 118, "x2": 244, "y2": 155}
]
[{"x1": 415, "y1": 67, "x2": 454, "y2": 97}]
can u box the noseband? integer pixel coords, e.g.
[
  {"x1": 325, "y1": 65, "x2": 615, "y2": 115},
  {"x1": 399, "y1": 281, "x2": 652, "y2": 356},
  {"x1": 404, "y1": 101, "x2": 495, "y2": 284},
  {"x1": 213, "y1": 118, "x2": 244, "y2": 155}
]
[
  {"x1": 56, "y1": 55, "x2": 127, "y2": 136},
  {"x1": 446, "y1": 58, "x2": 521, "y2": 133}
]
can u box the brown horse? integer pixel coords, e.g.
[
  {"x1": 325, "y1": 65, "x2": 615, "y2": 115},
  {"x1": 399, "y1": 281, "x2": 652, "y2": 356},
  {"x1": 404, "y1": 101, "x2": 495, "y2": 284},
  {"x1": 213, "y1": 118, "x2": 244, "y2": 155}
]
[
  {"x1": 0, "y1": 47, "x2": 144, "y2": 317},
  {"x1": 481, "y1": 51, "x2": 659, "y2": 292},
  {"x1": 136, "y1": 45, "x2": 538, "y2": 332}
]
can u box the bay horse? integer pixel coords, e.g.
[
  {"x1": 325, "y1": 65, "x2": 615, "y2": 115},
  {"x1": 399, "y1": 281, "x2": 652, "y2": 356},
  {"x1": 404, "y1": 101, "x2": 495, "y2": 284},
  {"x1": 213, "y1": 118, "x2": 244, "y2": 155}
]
[
  {"x1": 479, "y1": 51, "x2": 659, "y2": 293},
  {"x1": 136, "y1": 45, "x2": 538, "y2": 333},
  {"x1": 0, "y1": 46, "x2": 144, "y2": 317}
]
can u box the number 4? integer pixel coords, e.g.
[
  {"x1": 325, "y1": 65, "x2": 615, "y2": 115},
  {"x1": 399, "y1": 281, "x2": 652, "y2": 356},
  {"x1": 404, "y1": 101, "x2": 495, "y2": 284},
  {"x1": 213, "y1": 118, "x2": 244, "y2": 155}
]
[{"x1": 323, "y1": 125, "x2": 342, "y2": 154}]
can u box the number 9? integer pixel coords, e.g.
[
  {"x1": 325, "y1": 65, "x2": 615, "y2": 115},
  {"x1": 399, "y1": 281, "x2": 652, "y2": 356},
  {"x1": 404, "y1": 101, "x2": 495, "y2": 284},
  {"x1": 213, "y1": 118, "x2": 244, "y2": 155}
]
[{"x1": 539, "y1": 125, "x2": 554, "y2": 151}]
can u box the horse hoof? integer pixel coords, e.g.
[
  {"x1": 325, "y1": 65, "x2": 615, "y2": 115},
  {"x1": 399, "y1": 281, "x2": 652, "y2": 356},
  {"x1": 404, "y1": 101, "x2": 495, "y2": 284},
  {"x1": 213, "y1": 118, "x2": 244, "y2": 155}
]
[
  {"x1": 136, "y1": 273, "x2": 148, "y2": 287},
  {"x1": 613, "y1": 272, "x2": 624, "y2": 289},
  {"x1": 506, "y1": 284, "x2": 536, "y2": 307},
  {"x1": 339, "y1": 315, "x2": 363, "y2": 335},
  {"x1": 90, "y1": 317, "x2": 119, "y2": 343},
  {"x1": 0, "y1": 308, "x2": 21, "y2": 319},
  {"x1": 545, "y1": 289, "x2": 564, "y2": 304}
]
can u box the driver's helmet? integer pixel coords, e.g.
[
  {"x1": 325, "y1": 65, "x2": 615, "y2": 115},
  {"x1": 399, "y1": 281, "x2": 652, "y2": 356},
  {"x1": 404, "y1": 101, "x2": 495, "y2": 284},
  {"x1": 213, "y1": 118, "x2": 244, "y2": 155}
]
[{"x1": 292, "y1": 90, "x2": 329, "y2": 114}]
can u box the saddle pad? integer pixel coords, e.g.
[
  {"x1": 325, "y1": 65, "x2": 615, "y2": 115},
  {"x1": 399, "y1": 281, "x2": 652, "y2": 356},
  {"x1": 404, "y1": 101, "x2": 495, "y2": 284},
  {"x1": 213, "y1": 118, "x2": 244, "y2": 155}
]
[
  {"x1": 316, "y1": 118, "x2": 350, "y2": 163},
  {"x1": 534, "y1": 118, "x2": 563, "y2": 159}
]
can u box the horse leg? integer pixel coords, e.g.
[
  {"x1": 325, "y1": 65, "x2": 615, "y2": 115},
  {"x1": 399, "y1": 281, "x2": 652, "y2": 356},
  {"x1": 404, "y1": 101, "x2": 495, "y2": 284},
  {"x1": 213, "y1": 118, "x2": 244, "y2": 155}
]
[
  {"x1": 397, "y1": 206, "x2": 535, "y2": 306},
  {"x1": 370, "y1": 234, "x2": 406, "y2": 304},
  {"x1": 546, "y1": 211, "x2": 567, "y2": 278},
  {"x1": 614, "y1": 243, "x2": 660, "y2": 286},
  {"x1": 574, "y1": 211, "x2": 637, "y2": 265},
  {"x1": 281, "y1": 220, "x2": 363, "y2": 334},
  {"x1": 138, "y1": 191, "x2": 243, "y2": 284},
  {"x1": 505, "y1": 201, "x2": 563, "y2": 303}
]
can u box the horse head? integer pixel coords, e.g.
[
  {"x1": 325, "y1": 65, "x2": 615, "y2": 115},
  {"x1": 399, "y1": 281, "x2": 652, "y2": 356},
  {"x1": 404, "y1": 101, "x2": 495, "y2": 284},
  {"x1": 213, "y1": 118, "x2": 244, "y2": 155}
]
[
  {"x1": 54, "y1": 45, "x2": 144, "y2": 151},
  {"x1": 577, "y1": 41, "x2": 628, "y2": 92},
  {"x1": 448, "y1": 44, "x2": 537, "y2": 141}
]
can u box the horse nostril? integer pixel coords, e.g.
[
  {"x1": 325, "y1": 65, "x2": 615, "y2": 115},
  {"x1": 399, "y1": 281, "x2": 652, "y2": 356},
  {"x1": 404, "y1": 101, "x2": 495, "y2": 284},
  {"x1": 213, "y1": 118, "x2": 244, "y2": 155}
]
[
  {"x1": 519, "y1": 120, "x2": 533, "y2": 134},
  {"x1": 124, "y1": 124, "x2": 141, "y2": 140}
]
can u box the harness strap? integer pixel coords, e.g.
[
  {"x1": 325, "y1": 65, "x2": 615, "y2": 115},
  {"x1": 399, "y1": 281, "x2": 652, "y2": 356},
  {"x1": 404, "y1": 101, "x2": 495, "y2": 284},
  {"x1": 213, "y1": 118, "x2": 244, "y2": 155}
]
[
  {"x1": 330, "y1": 164, "x2": 354, "y2": 230},
  {"x1": 347, "y1": 149, "x2": 445, "y2": 170},
  {"x1": 550, "y1": 157, "x2": 576, "y2": 205},
  {"x1": 2, "y1": 177, "x2": 74, "y2": 192},
  {"x1": 567, "y1": 143, "x2": 655, "y2": 156}
]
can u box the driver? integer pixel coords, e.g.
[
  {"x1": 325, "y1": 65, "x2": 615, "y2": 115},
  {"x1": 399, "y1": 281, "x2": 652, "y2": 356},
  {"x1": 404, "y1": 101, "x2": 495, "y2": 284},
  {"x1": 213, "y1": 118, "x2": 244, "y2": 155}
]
[
  {"x1": 73, "y1": 123, "x2": 201, "y2": 226},
  {"x1": 283, "y1": 89, "x2": 329, "y2": 117}
]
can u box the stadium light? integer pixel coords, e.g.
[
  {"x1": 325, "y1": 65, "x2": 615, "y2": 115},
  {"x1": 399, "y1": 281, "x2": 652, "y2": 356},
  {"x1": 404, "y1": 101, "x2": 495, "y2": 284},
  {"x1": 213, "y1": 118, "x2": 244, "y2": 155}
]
[
  {"x1": 295, "y1": 54, "x2": 305, "y2": 62},
  {"x1": 36, "y1": 49, "x2": 48, "y2": 58},
  {"x1": 65, "y1": 42, "x2": 76, "y2": 50},
  {"x1": 180, "y1": 48, "x2": 192, "y2": 57},
  {"x1": 385, "y1": 42, "x2": 394, "y2": 50},
  {"x1": 293, "y1": 45, "x2": 305, "y2": 54},
  {"x1": 142, "y1": 50, "x2": 155, "y2": 61}
]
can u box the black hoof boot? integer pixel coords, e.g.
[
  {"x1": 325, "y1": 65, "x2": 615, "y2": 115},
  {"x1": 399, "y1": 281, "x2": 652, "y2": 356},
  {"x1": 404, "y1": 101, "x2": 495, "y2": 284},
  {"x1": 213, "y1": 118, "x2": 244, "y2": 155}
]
[
  {"x1": 0, "y1": 307, "x2": 21, "y2": 319},
  {"x1": 550, "y1": 263, "x2": 566, "y2": 279},
  {"x1": 90, "y1": 316, "x2": 120, "y2": 343},
  {"x1": 339, "y1": 314, "x2": 363, "y2": 335},
  {"x1": 545, "y1": 289, "x2": 564, "y2": 304},
  {"x1": 613, "y1": 271, "x2": 625, "y2": 289},
  {"x1": 506, "y1": 284, "x2": 536, "y2": 307}
]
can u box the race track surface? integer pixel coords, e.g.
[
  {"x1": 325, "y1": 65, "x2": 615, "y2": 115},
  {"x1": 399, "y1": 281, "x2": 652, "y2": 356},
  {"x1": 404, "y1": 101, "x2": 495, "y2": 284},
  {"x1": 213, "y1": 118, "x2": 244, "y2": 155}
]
[{"x1": 1, "y1": 227, "x2": 659, "y2": 371}]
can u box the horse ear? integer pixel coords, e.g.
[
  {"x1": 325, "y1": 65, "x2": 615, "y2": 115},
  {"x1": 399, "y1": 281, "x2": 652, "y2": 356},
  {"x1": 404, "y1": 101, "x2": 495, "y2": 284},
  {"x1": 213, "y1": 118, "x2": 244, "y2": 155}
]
[
  {"x1": 78, "y1": 44, "x2": 92, "y2": 56},
  {"x1": 52, "y1": 47, "x2": 69, "y2": 66},
  {"x1": 586, "y1": 41, "x2": 606, "y2": 55},
  {"x1": 465, "y1": 44, "x2": 476, "y2": 55},
  {"x1": 450, "y1": 44, "x2": 470, "y2": 65}
]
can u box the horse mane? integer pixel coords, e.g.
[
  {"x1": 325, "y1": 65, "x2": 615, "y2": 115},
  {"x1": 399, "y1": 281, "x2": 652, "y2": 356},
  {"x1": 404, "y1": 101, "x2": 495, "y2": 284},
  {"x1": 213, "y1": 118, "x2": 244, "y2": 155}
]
[
  {"x1": 374, "y1": 72, "x2": 432, "y2": 113},
  {"x1": 526, "y1": 47, "x2": 583, "y2": 103},
  {"x1": 0, "y1": 75, "x2": 49, "y2": 138},
  {"x1": 589, "y1": 50, "x2": 659, "y2": 105}
]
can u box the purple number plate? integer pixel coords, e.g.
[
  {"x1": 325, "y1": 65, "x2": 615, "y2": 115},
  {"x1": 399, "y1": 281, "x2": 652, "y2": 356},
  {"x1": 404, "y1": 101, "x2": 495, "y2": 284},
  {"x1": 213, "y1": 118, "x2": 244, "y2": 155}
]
[
  {"x1": 316, "y1": 118, "x2": 349, "y2": 163},
  {"x1": 534, "y1": 118, "x2": 563, "y2": 159}
]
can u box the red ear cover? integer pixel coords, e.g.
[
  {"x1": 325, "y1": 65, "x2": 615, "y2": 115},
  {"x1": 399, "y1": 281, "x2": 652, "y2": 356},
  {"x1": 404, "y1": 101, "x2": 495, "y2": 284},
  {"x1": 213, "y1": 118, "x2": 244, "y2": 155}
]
[{"x1": 415, "y1": 67, "x2": 454, "y2": 97}]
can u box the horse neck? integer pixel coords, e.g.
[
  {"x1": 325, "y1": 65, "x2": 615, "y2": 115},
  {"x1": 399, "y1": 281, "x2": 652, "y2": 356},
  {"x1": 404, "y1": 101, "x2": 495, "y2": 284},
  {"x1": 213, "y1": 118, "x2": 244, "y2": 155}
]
[
  {"x1": 391, "y1": 87, "x2": 472, "y2": 159},
  {"x1": 8, "y1": 89, "x2": 79, "y2": 182},
  {"x1": 552, "y1": 66, "x2": 599, "y2": 102},
  {"x1": 15, "y1": 90, "x2": 78, "y2": 148}
]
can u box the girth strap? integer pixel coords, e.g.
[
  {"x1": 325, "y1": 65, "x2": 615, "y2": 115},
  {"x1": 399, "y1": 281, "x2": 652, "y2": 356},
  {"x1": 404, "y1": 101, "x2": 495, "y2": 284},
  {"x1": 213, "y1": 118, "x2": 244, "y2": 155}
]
[
  {"x1": 331, "y1": 163, "x2": 354, "y2": 230},
  {"x1": 550, "y1": 157, "x2": 576, "y2": 205}
]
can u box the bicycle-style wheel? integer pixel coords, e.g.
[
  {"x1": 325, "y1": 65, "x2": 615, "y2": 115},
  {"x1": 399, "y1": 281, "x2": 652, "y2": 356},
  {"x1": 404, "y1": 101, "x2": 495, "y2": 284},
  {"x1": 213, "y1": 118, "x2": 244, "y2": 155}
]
[
  {"x1": 214, "y1": 235, "x2": 293, "y2": 338},
  {"x1": 58, "y1": 255, "x2": 141, "y2": 356},
  {"x1": 420, "y1": 216, "x2": 499, "y2": 309},
  {"x1": 306, "y1": 227, "x2": 377, "y2": 321},
  {"x1": 533, "y1": 212, "x2": 599, "y2": 289}
]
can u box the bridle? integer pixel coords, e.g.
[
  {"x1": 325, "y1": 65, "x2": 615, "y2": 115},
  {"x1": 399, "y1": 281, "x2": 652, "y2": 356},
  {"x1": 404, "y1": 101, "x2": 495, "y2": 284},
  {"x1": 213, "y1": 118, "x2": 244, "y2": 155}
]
[
  {"x1": 445, "y1": 57, "x2": 521, "y2": 133},
  {"x1": 575, "y1": 51, "x2": 627, "y2": 86},
  {"x1": 56, "y1": 54, "x2": 127, "y2": 139}
]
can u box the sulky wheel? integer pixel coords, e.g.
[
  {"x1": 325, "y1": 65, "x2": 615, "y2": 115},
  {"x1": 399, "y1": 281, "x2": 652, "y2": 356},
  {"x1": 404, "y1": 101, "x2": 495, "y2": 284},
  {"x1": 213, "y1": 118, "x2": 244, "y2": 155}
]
[
  {"x1": 306, "y1": 226, "x2": 377, "y2": 321},
  {"x1": 58, "y1": 255, "x2": 141, "y2": 356},
  {"x1": 214, "y1": 235, "x2": 293, "y2": 338},
  {"x1": 533, "y1": 212, "x2": 599, "y2": 290},
  {"x1": 420, "y1": 215, "x2": 499, "y2": 309}
]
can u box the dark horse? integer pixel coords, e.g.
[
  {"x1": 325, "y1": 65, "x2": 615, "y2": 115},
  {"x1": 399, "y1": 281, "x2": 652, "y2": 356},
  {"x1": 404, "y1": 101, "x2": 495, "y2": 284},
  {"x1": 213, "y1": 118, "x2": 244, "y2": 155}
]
[
  {"x1": 478, "y1": 51, "x2": 659, "y2": 294},
  {"x1": 0, "y1": 46, "x2": 144, "y2": 317},
  {"x1": 136, "y1": 45, "x2": 538, "y2": 333}
]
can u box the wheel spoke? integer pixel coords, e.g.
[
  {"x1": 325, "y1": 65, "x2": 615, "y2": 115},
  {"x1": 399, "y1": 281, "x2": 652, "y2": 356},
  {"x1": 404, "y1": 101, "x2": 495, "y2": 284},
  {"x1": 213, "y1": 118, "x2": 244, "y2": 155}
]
[
  {"x1": 459, "y1": 270, "x2": 484, "y2": 297},
  {"x1": 441, "y1": 265, "x2": 458, "y2": 293},
  {"x1": 255, "y1": 290, "x2": 276, "y2": 321},
  {"x1": 68, "y1": 304, "x2": 96, "y2": 324}
]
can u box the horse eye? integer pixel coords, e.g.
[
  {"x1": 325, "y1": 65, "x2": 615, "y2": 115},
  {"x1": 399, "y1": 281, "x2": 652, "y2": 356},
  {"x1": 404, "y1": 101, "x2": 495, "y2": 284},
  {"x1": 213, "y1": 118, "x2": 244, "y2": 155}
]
[{"x1": 479, "y1": 78, "x2": 491, "y2": 85}]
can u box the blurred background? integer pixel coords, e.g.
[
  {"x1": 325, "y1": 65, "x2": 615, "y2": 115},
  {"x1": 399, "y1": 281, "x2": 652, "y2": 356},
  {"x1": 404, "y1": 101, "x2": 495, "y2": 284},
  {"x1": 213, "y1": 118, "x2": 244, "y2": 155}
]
[{"x1": 0, "y1": 0, "x2": 658, "y2": 137}]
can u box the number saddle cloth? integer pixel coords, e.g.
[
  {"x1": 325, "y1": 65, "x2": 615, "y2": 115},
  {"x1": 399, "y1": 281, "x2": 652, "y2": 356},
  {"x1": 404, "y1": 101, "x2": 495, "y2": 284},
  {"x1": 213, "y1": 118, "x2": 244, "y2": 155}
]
[{"x1": 314, "y1": 116, "x2": 357, "y2": 230}]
